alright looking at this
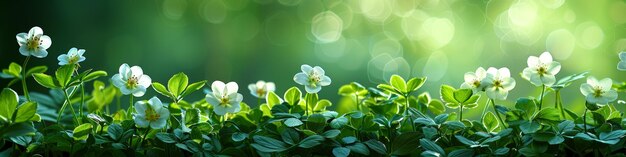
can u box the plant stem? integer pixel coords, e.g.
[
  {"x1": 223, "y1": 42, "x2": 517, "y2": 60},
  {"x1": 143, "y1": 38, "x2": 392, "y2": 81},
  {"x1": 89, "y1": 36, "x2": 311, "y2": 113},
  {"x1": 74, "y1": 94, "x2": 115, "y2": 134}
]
[
  {"x1": 459, "y1": 103, "x2": 463, "y2": 121},
  {"x1": 539, "y1": 85, "x2": 546, "y2": 110},
  {"x1": 257, "y1": 98, "x2": 261, "y2": 107},
  {"x1": 555, "y1": 90, "x2": 565, "y2": 119},
  {"x1": 21, "y1": 56, "x2": 31, "y2": 102},
  {"x1": 481, "y1": 98, "x2": 491, "y2": 122},
  {"x1": 139, "y1": 128, "x2": 151, "y2": 149},
  {"x1": 62, "y1": 89, "x2": 79, "y2": 125},
  {"x1": 355, "y1": 93, "x2": 360, "y2": 111},
  {"x1": 79, "y1": 81, "x2": 85, "y2": 123},
  {"x1": 583, "y1": 108, "x2": 589, "y2": 134},
  {"x1": 490, "y1": 99, "x2": 507, "y2": 128},
  {"x1": 127, "y1": 96, "x2": 134, "y2": 118}
]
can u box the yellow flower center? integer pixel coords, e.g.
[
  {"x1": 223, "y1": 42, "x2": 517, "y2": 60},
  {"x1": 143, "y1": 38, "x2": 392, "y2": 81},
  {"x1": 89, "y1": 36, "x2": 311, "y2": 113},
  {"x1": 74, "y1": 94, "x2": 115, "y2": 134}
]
[
  {"x1": 68, "y1": 55, "x2": 79, "y2": 64},
  {"x1": 593, "y1": 86, "x2": 604, "y2": 97},
  {"x1": 256, "y1": 88, "x2": 266, "y2": 97},
  {"x1": 309, "y1": 71, "x2": 321, "y2": 87},
  {"x1": 220, "y1": 96, "x2": 232, "y2": 107},
  {"x1": 145, "y1": 107, "x2": 160, "y2": 121},
  {"x1": 472, "y1": 80, "x2": 481, "y2": 87},
  {"x1": 26, "y1": 36, "x2": 41, "y2": 50},
  {"x1": 126, "y1": 76, "x2": 138, "y2": 89},
  {"x1": 537, "y1": 65, "x2": 548, "y2": 76},
  {"x1": 493, "y1": 80, "x2": 502, "y2": 88}
]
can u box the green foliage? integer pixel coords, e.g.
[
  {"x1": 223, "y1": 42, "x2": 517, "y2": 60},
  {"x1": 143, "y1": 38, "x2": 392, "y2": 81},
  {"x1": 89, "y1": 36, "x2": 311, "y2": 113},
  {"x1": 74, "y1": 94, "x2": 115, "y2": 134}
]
[{"x1": 152, "y1": 72, "x2": 206, "y2": 102}]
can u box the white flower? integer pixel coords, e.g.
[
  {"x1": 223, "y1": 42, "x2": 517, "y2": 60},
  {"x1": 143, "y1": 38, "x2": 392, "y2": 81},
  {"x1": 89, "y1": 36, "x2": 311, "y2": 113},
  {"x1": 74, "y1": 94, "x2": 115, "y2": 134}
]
[
  {"x1": 248, "y1": 80, "x2": 276, "y2": 98},
  {"x1": 460, "y1": 67, "x2": 487, "y2": 93},
  {"x1": 580, "y1": 76, "x2": 618, "y2": 104},
  {"x1": 618, "y1": 52, "x2": 626, "y2": 71},
  {"x1": 16, "y1": 26, "x2": 52, "y2": 58},
  {"x1": 293, "y1": 64, "x2": 331, "y2": 93},
  {"x1": 205, "y1": 81, "x2": 243, "y2": 116},
  {"x1": 134, "y1": 97, "x2": 170, "y2": 129},
  {"x1": 112, "y1": 64, "x2": 152, "y2": 97},
  {"x1": 483, "y1": 67, "x2": 516, "y2": 100},
  {"x1": 57, "y1": 47, "x2": 86, "y2": 66},
  {"x1": 522, "y1": 52, "x2": 561, "y2": 86}
]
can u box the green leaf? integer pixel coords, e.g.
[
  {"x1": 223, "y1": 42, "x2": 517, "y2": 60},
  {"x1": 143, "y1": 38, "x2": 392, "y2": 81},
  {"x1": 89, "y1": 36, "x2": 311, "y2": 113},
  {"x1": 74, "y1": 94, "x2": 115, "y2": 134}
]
[
  {"x1": 298, "y1": 135, "x2": 324, "y2": 148},
  {"x1": 599, "y1": 130, "x2": 626, "y2": 144},
  {"x1": 280, "y1": 128, "x2": 300, "y2": 145},
  {"x1": 419, "y1": 139, "x2": 445, "y2": 156},
  {"x1": 8, "y1": 62, "x2": 22, "y2": 77},
  {"x1": 552, "y1": 71, "x2": 588, "y2": 89},
  {"x1": 32, "y1": 73, "x2": 59, "y2": 89},
  {"x1": 284, "y1": 87, "x2": 302, "y2": 105},
  {"x1": 515, "y1": 98, "x2": 537, "y2": 120},
  {"x1": 232, "y1": 132, "x2": 248, "y2": 142},
  {"x1": 342, "y1": 136, "x2": 357, "y2": 144},
  {"x1": 107, "y1": 124, "x2": 123, "y2": 141},
  {"x1": 73, "y1": 123, "x2": 93, "y2": 140},
  {"x1": 493, "y1": 148, "x2": 509, "y2": 155},
  {"x1": 414, "y1": 118, "x2": 436, "y2": 126},
  {"x1": 152, "y1": 82, "x2": 172, "y2": 99},
  {"x1": 313, "y1": 99, "x2": 332, "y2": 112},
  {"x1": 1, "y1": 123, "x2": 35, "y2": 138},
  {"x1": 55, "y1": 65, "x2": 75, "y2": 88},
  {"x1": 406, "y1": 77, "x2": 426, "y2": 93},
  {"x1": 83, "y1": 70, "x2": 107, "y2": 82},
  {"x1": 330, "y1": 116, "x2": 348, "y2": 129},
  {"x1": 428, "y1": 100, "x2": 446, "y2": 115},
  {"x1": 321, "y1": 130, "x2": 340, "y2": 138},
  {"x1": 266, "y1": 91, "x2": 282, "y2": 107},
  {"x1": 284, "y1": 118, "x2": 303, "y2": 127},
  {"x1": 440, "y1": 85, "x2": 457, "y2": 103},
  {"x1": 332, "y1": 147, "x2": 350, "y2": 157},
  {"x1": 364, "y1": 139, "x2": 387, "y2": 155},
  {"x1": 168, "y1": 72, "x2": 189, "y2": 98},
  {"x1": 548, "y1": 135, "x2": 565, "y2": 145},
  {"x1": 347, "y1": 143, "x2": 370, "y2": 155},
  {"x1": 0, "y1": 88, "x2": 18, "y2": 122},
  {"x1": 519, "y1": 121, "x2": 541, "y2": 134},
  {"x1": 448, "y1": 149, "x2": 474, "y2": 157},
  {"x1": 453, "y1": 89, "x2": 473, "y2": 103},
  {"x1": 390, "y1": 75, "x2": 407, "y2": 93},
  {"x1": 25, "y1": 66, "x2": 47, "y2": 77},
  {"x1": 464, "y1": 95, "x2": 480, "y2": 105},
  {"x1": 534, "y1": 108, "x2": 560, "y2": 125},
  {"x1": 305, "y1": 93, "x2": 318, "y2": 109},
  {"x1": 182, "y1": 80, "x2": 206, "y2": 97},
  {"x1": 391, "y1": 132, "x2": 420, "y2": 155},
  {"x1": 14, "y1": 102, "x2": 37, "y2": 123},
  {"x1": 454, "y1": 135, "x2": 478, "y2": 146},
  {"x1": 377, "y1": 84, "x2": 401, "y2": 96},
  {"x1": 156, "y1": 133, "x2": 177, "y2": 143},
  {"x1": 482, "y1": 112, "x2": 499, "y2": 133},
  {"x1": 252, "y1": 135, "x2": 288, "y2": 152}
]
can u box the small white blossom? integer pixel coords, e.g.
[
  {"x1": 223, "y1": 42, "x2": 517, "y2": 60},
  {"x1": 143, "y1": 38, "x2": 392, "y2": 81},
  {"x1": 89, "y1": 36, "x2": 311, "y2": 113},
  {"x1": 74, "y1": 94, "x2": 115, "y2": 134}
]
[
  {"x1": 248, "y1": 80, "x2": 276, "y2": 98},
  {"x1": 16, "y1": 26, "x2": 52, "y2": 58},
  {"x1": 133, "y1": 97, "x2": 170, "y2": 129},
  {"x1": 57, "y1": 47, "x2": 86, "y2": 66},
  {"x1": 580, "y1": 76, "x2": 617, "y2": 104},
  {"x1": 460, "y1": 67, "x2": 487, "y2": 93},
  {"x1": 206, "y1": 81, "x2": 243, "y2": 116},
  {"x1": 293, "y1": 64, "x2": 331, "y2": 93},
  {"x1": 618, "y1": 52, "x2": 626, "y2": 71},
  {"x1": 522, "y1": 52, "x2": 561, "y2": 86},
  {"x1": 483, "y1": 67, "x2": 516, "y2": 100},
  {"x1": 112, "y1": 64, "x2": 152, "y2": 97}
]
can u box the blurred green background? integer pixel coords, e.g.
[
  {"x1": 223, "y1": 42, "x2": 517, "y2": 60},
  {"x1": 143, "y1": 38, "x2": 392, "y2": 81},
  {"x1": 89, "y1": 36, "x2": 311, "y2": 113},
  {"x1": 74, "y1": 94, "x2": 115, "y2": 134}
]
[{"x1": 2, "y1": 0, "x2": 626, "y2": 117}]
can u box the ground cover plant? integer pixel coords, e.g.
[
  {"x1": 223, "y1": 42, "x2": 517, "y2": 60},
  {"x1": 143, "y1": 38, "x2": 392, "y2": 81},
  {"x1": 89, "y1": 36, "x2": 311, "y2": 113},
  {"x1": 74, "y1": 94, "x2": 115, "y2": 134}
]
[{"x1": 2, "y1": 26, "x2": 626, "y2": 157}]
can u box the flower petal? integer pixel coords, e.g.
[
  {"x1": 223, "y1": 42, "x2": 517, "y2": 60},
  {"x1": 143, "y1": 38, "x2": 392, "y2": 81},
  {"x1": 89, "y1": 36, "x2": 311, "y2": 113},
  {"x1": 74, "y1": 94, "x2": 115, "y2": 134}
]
[
  {"x1": 487, "y1": 67, "x2": 498, "y2": 76},
  {"x1": 32, "y1": 49, "x2": 48, "y2": 58},
  {"x1": 486, "y1": 87, "x2": 508, "y2": 100},
  {"x1": 57, "y1": 54, "x2": 69, "y2": 65},
  {"x1": 134, "y1": 115, "x2": 149, "y2": 128},
  {"x1": 130, "y1": 66, "x2": 144, "y2": 77},
  {"x1": 213, "y1": 104, "x2": 227, "y2": 116},
  {"x1": 18, "y1": 46, "x2": 30, "y2": 56},
  {"x1": 598, "y1": 78, "x2": 613, "y2": 90},
  {"x1": 39, "y1": 35, "x2": 51, "y2": 49},
  {"x1": 119, "y1": 64, "x2": 131, "y2": 80},
  {"x1": 28, "y1": 26, "x2": 43, "y2": 37},
  {"x1": 265, "y1": 82, "x2": 276, "y2": 92},
  {"x1": 68, "y1": 48, "x2": 78, "y2": 56},
  {"x1": 134, "y1": 101, "x2": 148, "y2": 115},
  {"x1": 225, "y1": 82, "x2": 239, "y2": 95},
  {"x1": 16, "y1": 33, "x2": 27, "y2": 46},
  {"x1": 579, "y1": 83, "x2": 594, "y2": 97},
  {"x1": 148, "y1": 97, "x2": 163, "y2": 110},
  {"x1": 620, "y1": 52, "x2": 626, "y2": 61},
  {"x1": 498, "y1": 68, "x2": 510, "y2": 78},
  {"x1": 618, "y1": 61, "x2": 626, "y2": 71},
  {"x1": 501, "y1": 77, "x2": 516, "y2": 91},
  {"x1": 150, "y1": 119, "x2": 167, "y2": 129},
  {"x1": 586, "y1": 76, "x2": 599, "y2": 86},
  {"x1": 602, "y1": 90, "x2": 618, "y2": 103},
  {"x1": 319, "y1": 76, "x2": 331, "y2": 86},
  {"x1": 547, "y1": 62, "x2": 561, "y2": 75},
  {"x1": 539, "y1": 52, "x2": 553, "y2": 63},
  {"x1": 138, "y1": 75, "x2": 152, "y2": 88},
  {"x1": 313, "y1": 66, "x2": 325, "y2": 76},
  {"x1": 132, "y1": 86, "x2": 147, "y2": 97},
  {"x1": 77, "y1": 49, "x2": 85, "y2": 56},
  {"x1": 585, "y1": 95, "x2": 599, "y2": 104},
  {"x1": 248, "y1": 84, "x2": 259, "y2": 98},
  {"x1": 528, "y1": 73, "x2": 542, "y2": 86},
  {"x1": 475, "y1": 67, "x2": 487, "y2": 79},
  {"x1": 301, "y1": 64, "x2": 313, "y2": 73},
  {"x1": 211, "y1": 81, "x2": 225, "y2": 97},
  {"x1": 527, "y1": 56, "x2": 539, "y2": 68},
  {"x1": 305, "y1": 85, "x2": 322, "y2": 93},
  {"x1": 540, "y1": 75, "x2": 556, "y2": 86},
  {"x1": 464, "y1": 72, "x2": 477, "y2": 83},
  {"x1": 205, "y1": 94, "x2": 221, "y2": 106},
  {"x1": 294, "y1": 73, "x2": 309, "y2": 85}
]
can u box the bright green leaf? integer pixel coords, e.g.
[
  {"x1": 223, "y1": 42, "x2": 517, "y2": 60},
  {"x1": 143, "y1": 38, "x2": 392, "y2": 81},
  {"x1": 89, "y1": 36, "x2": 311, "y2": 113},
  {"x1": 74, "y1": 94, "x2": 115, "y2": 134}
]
[
  {"x1": 168, "y1": 72, "x2": 188, "y2": 98},
  {"x1": 0, "y1": 88, "x2": 19, "y2": 122},
  {"x1": 440, "y1": 85, "x2": 457, "y2": 104},
  {"x1": 284, "y1": 87, "x2": 302, "y2": 105},
  {"x1": 55, "y1": 65, "x2": 75, "y2": 88},
  {"x1": 14, "y1": 102, "x2": 37, "y2": 123},
  {"x1": 32, "y1": 73, "x2": 59, "y2": 89},
  {"x1": 73, "y1": 123, "x2": 93, "y2": 141},
  {"x1": 482, "y1": 112, "x2": 499, "y2": 133},
  {"x1": 390, "y1": 75, "x2": 407, "y2": 93}
]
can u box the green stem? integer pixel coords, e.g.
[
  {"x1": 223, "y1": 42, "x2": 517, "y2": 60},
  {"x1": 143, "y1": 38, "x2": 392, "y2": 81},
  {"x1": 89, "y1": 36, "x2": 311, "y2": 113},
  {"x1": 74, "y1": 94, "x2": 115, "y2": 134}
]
[
  {"x1": 481, "y1": 98, "x2": 491, "y2": 122},
  {"x1": 21, "y1": 56, "x2": 31, "y2": 102},
  {"x1": 490, "y1": 99, "x2": 507, "y2": 128},
  {"x1": 539, "y1": 85, "x2": 546, "y2": 110},
  {"x1": 127, "y1": 96, "x2": 134, "y2": 118},
  {"x1": 355, "y1": 93, "x2": 360, "y2": 111},
  {"x1": 583, "y1": 108, "x2": 589, "y2": 134},
  {"x1": 139, "y1": 128, "x2": 151, "y2": 149},
  {"x1": 556, "y1": 90, "x2": 566, "y2": 119},
  {"x1": 79, "y1": 81, "x2": 85, "y2": 123},
  {"x1": 459, "y1": 103, "x2": 463, "y2": 121},
  {"x1": 257, "y1": 98, "x2": 261, "y2": 107},
  {"x1": 62, "y1": 89, "x2": 79, "y2": 125}
]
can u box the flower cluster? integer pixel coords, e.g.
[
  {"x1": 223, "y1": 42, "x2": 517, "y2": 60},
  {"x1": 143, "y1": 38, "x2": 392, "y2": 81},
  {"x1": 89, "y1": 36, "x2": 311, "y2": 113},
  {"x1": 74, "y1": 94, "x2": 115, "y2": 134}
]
[{"x1": 461, "y1": 67, "x2": 515, "y2": 100}]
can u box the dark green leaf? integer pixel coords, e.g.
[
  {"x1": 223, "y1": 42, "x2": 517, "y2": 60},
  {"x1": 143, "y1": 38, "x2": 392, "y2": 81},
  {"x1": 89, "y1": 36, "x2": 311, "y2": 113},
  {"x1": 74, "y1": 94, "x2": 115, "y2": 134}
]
[
  {"x1": 364, "y1": 139, "x2": 387, "y2": 155},
  {"x1": 419, "y1": 139, "x2": 445, "y2": 156},
  {"x1": 347, "y1": 143, "x2": 370, "y2": 155},
  {"x1": 520, "y1": 121, "x2": 541, "y2": 134},
  {"x1": 332, "y1": 147, "x2": 350, "y2": 157},
  {"x1": 330, "y1": 116, "x2": 348, "y2": 129},
  {"x1": 298, "y1": 135, "x2": 324, "y2": 148},
  {"x1": 281, "y1": 128, "x2": 299, "y2": 145},
  {"x1": 284, "y1": 118, "x2": 303, "y2": 127},
  {"x1": 321, "y1": 129, "x2": 340, "y2": 138},
  {"x1": 391, "y1": 132, "x2": 420, "y2": 155},
  {"x1": 232, "y1": 132, "x2": 248, "y2": 142},
  {"x1": 73, "y1": 123, "x2": 93, "y2": 140},
  {"x1": 252, "y1": 135, "x2": 288, "y2": 152},
  {"x1": 156, "y1": 133, "x2": 177, "y2": 143},
  {"x1": 448, "y1": 149, "x2": 474, "y2": 157}
]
